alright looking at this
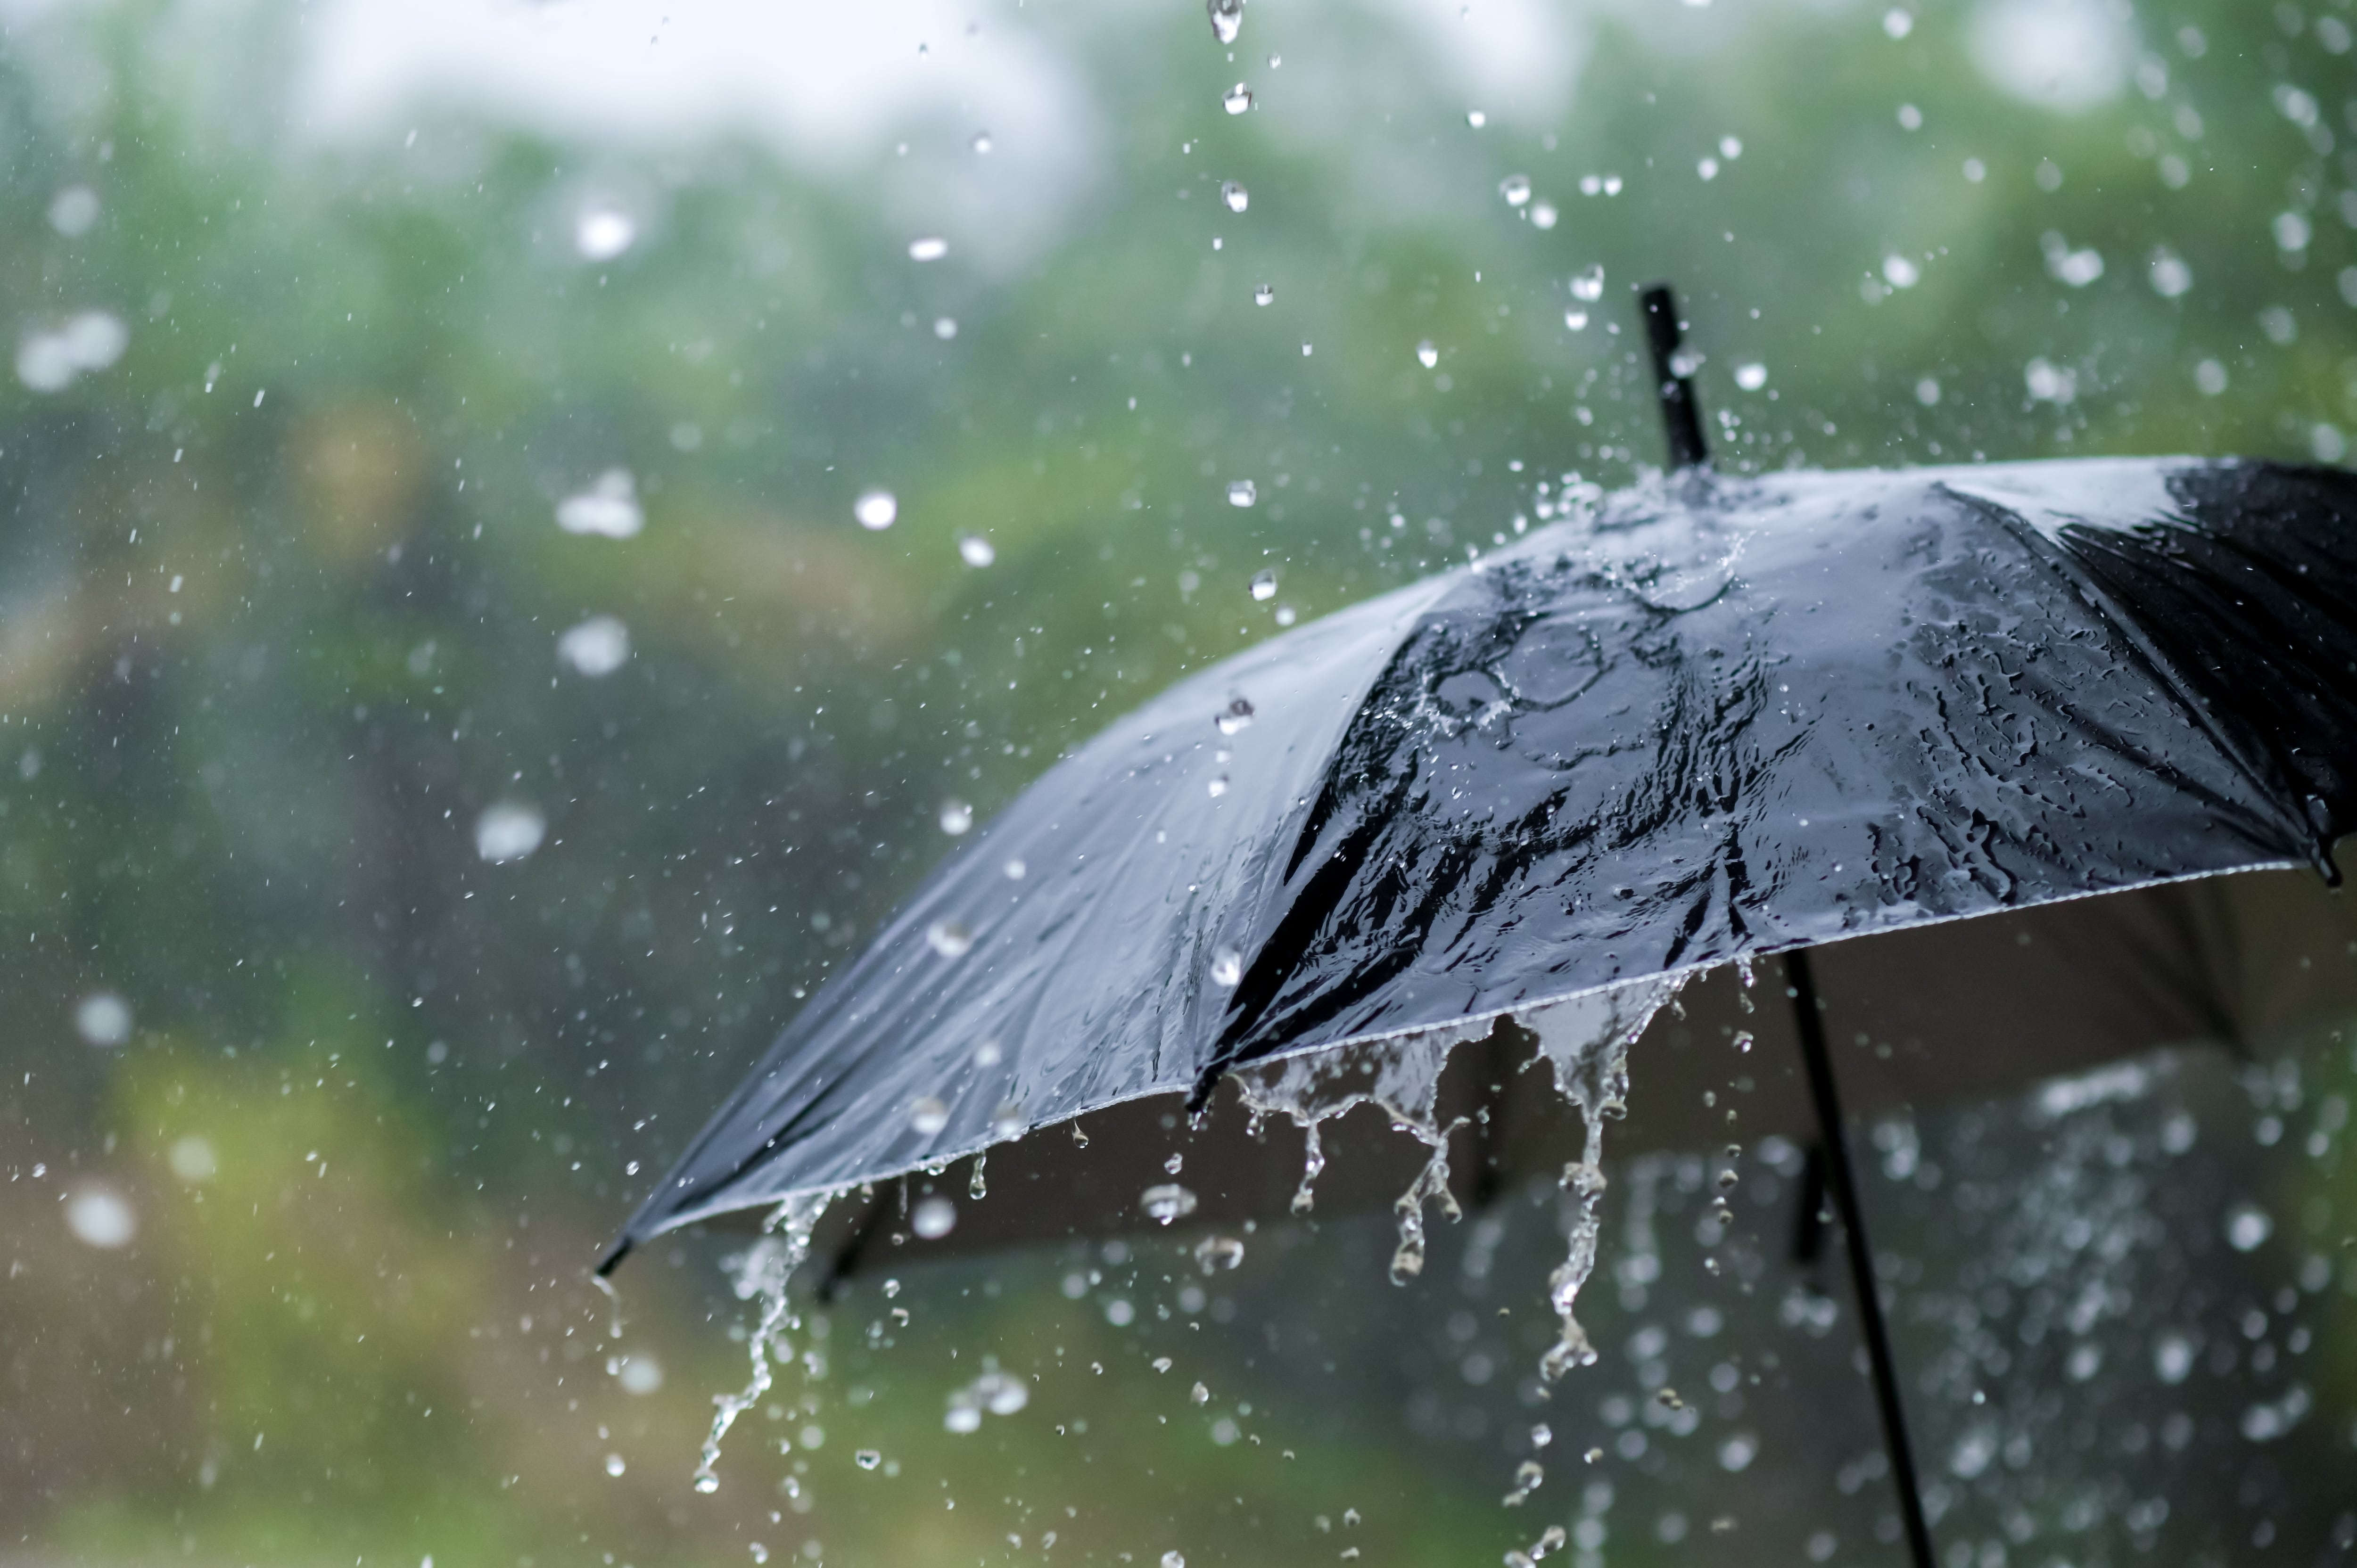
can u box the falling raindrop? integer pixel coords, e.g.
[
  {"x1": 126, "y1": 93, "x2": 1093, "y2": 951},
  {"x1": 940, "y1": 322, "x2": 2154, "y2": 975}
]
[
  {"x1": 474, "y1": 803, "x2": 546, "y2": 864},
  {"x1": 909, "y1": 1097, "x2": 950, "y2": 1136},
  {"x1": 75, "y1": 993, "x2": 132, "y2": 1047},
  {"x1": 925, "y1": 920, "x2": 973, "y2": 958},
  {"x1": 1162, "y1": 1554, "x2": 1187, "y2": 1568},
  {"x1": 1210, "y1": 946, "x2": 1244, "y2": 987},
  {"x1": 557, "y1": 616, "x2": 631, "y2": 676},
  {"x1": 854, "y1": 489, "x2": 898, "y2": 530},
  {"x1": 1253, "y1": 283, "x2": 1275, "y2": 306},
  {"x1": 1216, "y1": 697, "x2": 1255, "y2": 735},
  {"x1": 1223, "y1": 83, "x2": 1253, "y2": 114},
  {"x1": 971, "y1": 131, "x2": 993, "y2": 154},
  {"x1": 575, "y1": 206, "x2": 636, "y2": 261},
  {"x1": 1467, "y1": 109, "x2": 1487, "y2": 127},
  {"x1": 2149, "y1": 248, "x2": 2194, "y2": 298},
  {"x1": 912, "y1": 1197, "x2": 958, "y2": 1239},
  {"x1": 555, "y1": 469, "x2": 643, "y2": 538},
  {"x1": 1228, "y1": 479, "x2": 1258, "y2": 507},
  {"x1": 2225, "y1": 1202, "x2": 2273, "y2": 1251},
  {"x1": 1531, "y1": 202, "x2": 1558, "y2": 230},
  {"x1": 65, "y1": 1187, "x2": 136, "y2": 1249},
  {"x1": 855, "y1": 1449, "x2": 882, "y2": 1470},
  {"x1": 1499, "y1": 174, "x2": 1533, "y2": 206},
  {"x1": 1416, "y1": 340, "x2": 1439, "y2": 369},
  {"x1": 907, "y1": 236, "x2": 948, "y2": 262},
  {"x1": 1141, "y1": 1184, "x2": 1199, "y2": 1224},
  {"x1": 1206, "y1": 0, "x2": 1242, "y2": 44},
  {"x1": 604, "y1": 1454, "x2": 626, "y2": 1478},
  {"x1": 934, "y1": 316, "x2": 958, "y2": 339},
  {"x1": 940, "y1": 799, "x2": 974, "y2": 835},
  {"x1": 1882, "y1": 254, "x2": 1921, "y2": 288},
  {"x1": 1207, "y1": 776, "x2": 1230, "y2": 798},
  {"x1": 1220, "y1": 181, "x2": 1248, "y2": 213},
  {"x1": 1194, "y1": 1235, "x2": 1245, "y2": 1272},
  {"x1": 1564, "y1": 311, "x2": 1588, "y2": 331},
  {"x1": 957, "y1": 534, "x2": 995, "y2": 566},
  {"x1": 1002, "y1": 858, "x2": 1027, "y2": 879},
  {"x1": 1570, "y1": 265, "x2": 1606, "y2": 301},
  {"x1": 48, "y1": 185, "x2": 99, "y2": 237},
  {"x1": 1734, "y1": 362, "x2": 1768, "y2": 391},
  {"x1": 1249, "y1": 569, "x2": 1277, "y2": 600}
]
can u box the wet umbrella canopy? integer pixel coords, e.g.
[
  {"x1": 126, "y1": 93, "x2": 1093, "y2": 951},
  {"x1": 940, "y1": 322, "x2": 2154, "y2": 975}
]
[
  {"x1": 606, "y1": 295, "x2": 2357, "y2": 1556},
  {"x1": 609, "y1": 374, "x2": 2357, "y2": 1249}
]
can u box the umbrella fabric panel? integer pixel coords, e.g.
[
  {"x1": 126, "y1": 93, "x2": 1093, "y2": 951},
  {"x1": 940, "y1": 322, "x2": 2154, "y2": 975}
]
[
  {"x1": 613, "y1": 569, "x2": 1463, "y2": 1241},
  {"x1": 610, "y1": 457, "x2": 2357, "y2": 1257},
  {"x1": 1212, "y1": 460, "x2": 2350, "y2": 1075}
]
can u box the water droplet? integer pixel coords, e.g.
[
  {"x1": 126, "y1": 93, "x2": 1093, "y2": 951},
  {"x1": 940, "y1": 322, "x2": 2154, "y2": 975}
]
[
  {"x1": 855, "y1": 1449, "x2": 881, "y2": 1470},
  {"x1": 575, "y1": 205, "x2": 636, "y2": 261},
  {"x1": 168, "y1": 1135, "x2": 216, "y2": 1182},
  {"x1": 1882, "y1": 254, "x2": 1921, "y2": 288},
  {"x1": 1207, "y1": 775, "x2": 1230, "y2": 797},
  {"x1": 1563, "y1": 311, "x2": 1588, "y2": 331},
  {"x1": 1194, "y1": 1234, "x2": 1246, "y2": 1272},
  {"x1": 909, "y1": 1096, "x2": 950, "y2": 1136},
  {"x1": 1223, "y1": 83, "x2": 1253, "y2": 114},
  {"x1": 76, "y1": 992, "x2": 132, "y2": 1047},
  {"x1": 474, "y1": 803, "x2": 546, "y2": 864},
  {"x1": 1216, "y1": 697, "x2": 1255, "y2": 735},
  {"x1": 940, "y1": 799, "x2": 974, "y2": 835},
  {"x1": 1720, "y1": 135, "x2": 1744, "y2": 158},
  {"x1": 1668, "y1": 347, "x2": 1704, "y2": 378},
  {"x1": 65, "y1": 1187, "x2": 136, "y2": 1249},
  {"x1": 1002, "y1": 858, "x2": 1027, "y2": 879},
  {"x1": 1416, "y1": 339, "x2": 1439, "y2": 369},
  {"x1": 912, "y1": 1196, "x2": 958, "y2": 1240},
  {"x1": 1153, "y1": 1356, "x2": 1174, "y2": 1372},
  {"x1": 926, "y1": 920, "x2": 973, "y2": 958},
  {"x1": 1883, "y1": 7, "x2": 1912, "y2": 37},
  {"x1": 47, "y1": 184, "x2": 99, "y2": 237},
  {"x1": 907, "y1": 236, "x2": 948, "y2": 262},
  {"x1": 954, "y1": 532, "x2": 995, "y2": 567},
  {"x1": 2226, "y1": 1202, "x2": 2273, "y2": 1251},
  {"x1": 1529, "y1": 1422, "x2": 1552, "y2": 1448},
  {"x1": 1502, "y1": 1459, "x2": 1544, "y2": 1504},
  {"x1": 1253, "y1": 283, "x2": 1275, "y2": 306},
  {"x1": 1206, "y1": 0, "x2": 1243, "y2": 44},
  {"x1": 854, "y1": 489, "x2": 898, "y2": 530},
  {"x1": 1220, "y1": 180, "x2": 1248, "y2": 213},
  {"x1": 14, "y1": 310, "x2": 128, "y2": 394},
  {"x1": 1228, "y1": 479, "x2": 1258, "y2": 508},
  {"x1": 694, "y1": 1474, "x2": 719, "y2": 1494},
  {"x1": 617, "y1": 1354, "x2": 663, "y2": 1394},
  {"x1": 1499, "y1": 173, "x2": 1532, "y2": 206},
  {"x1": 1142, "y1": 1184, "x2": 1200, "y2": 1224},
  {"x1": 1569, "y1": 265, "x2": 1605, "y2": 302},
  {"x1": 555, "y1": 469, "x2": 643, "y2": 538},
  {"x1": 1466, "y1": 108, "x2": 1487, "y2": 127},
  {"x1": 1162, "y1": 1553, "x2": 1187, "y2": 1568},
  {"x1": 1531, "y1": 201, "x2": 1558, "y2": 230},
  {"x1": 971, "y1": 131, "x2": 993, "y2": 154},
  {"x1": 1732, "y1": 1031, "x2": 1753, "y2": 1053},
  {"x1": 604, "y1": 1453, "x2": 626, "y2": 1477},
  {"x1": 1210, "y1": 946, "x2": 1244, "y2": 987},
  {"x1": 2149, "y1": 247, "x2": 2194, "y2": 298},
  {"x1": 933, "y1": 316, "x2": 958, "y2": 339},
  {"x1": 976, "y1": 1040, "x2": 1003, "y2": 1067},
  {"x1": 1249, "y1": 568, "x2": 1277, "y2": 600},
  {"x1": 557, "y1": 616, "x2": 631, "y2": 677},
  {"x1": 989, "y1": 1102, "x2": 1023, "y2": 1141},
  {"x1": 1274, "y1": 604, "x2": 1296, "y2": 626}
]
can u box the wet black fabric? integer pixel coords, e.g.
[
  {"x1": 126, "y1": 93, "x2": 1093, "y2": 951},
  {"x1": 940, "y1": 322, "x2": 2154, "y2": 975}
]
[{"x1": 604, "y1": 457, "x2": 2357, "y2": 1265}]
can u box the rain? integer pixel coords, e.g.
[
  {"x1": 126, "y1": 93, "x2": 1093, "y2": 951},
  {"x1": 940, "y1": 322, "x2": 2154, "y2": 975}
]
[{"x1": 7, "y1": 0, "x2": 2355, "y2": 1565}]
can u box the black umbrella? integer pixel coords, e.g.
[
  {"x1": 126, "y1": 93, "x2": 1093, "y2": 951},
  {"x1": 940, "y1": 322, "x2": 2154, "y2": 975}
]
[{"x1": 602, "y1": 287, "x2": 2357, "y2": 1562}]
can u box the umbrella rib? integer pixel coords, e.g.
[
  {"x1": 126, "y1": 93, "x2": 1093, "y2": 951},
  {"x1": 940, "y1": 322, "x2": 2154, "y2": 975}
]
[{"x1": 1787, "y1": 948, "x2": 1937, "y2": 1568}]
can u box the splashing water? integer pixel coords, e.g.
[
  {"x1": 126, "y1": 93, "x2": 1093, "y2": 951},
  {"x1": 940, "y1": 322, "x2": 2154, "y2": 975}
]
[
  {"x1": 1523, "y1": 977, "x2": 1686, "y2": 1383},
  {"x1": 1234, "y1": 1017, "x2": 1489, "y2": 1278},
  {"x1": 692, "y1": 1192, "x2": 831, "y2": 1494},
  {"x1": 1206, "y1": 0, "x2": 1242, "y2": 44}
]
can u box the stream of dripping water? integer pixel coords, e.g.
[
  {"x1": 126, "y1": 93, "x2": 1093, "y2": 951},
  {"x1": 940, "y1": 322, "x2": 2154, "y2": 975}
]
[{"x1": 691, "y1": 1191, "x2": 832, "y2": 1494}]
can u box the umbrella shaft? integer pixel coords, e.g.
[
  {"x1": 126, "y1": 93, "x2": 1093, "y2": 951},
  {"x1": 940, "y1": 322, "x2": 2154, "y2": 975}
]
[{"x1": 1788, "y1": 950, "x2": 1937, "y2": 1568}]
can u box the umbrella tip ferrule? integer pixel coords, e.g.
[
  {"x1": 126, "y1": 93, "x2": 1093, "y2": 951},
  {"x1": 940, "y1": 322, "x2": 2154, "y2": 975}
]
[
  {"x1": 1638, "y1": 283, "x2": 1710, "y2": 473},
  {"x1": 593, "y1": 1235, "x2": 634, "y2": 1277}
]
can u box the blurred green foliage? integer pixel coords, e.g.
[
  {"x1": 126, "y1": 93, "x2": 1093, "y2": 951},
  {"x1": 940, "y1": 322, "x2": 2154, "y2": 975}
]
[{"x1": 1, "y1": 0, "x2": 2353, "y2": 1562}]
